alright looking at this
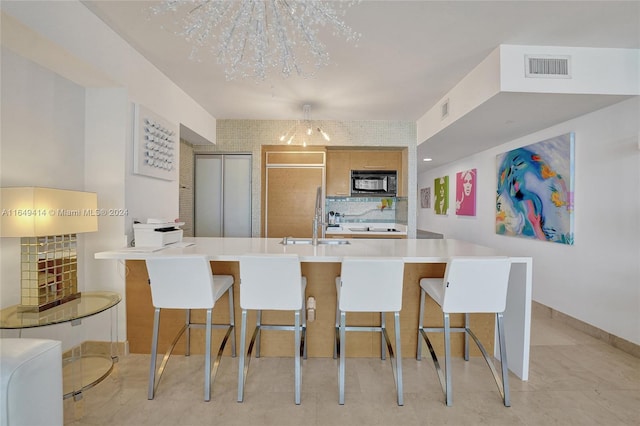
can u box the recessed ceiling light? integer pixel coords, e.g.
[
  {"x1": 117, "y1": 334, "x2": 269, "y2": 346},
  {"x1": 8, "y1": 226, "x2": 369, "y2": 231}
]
[{"x1": 423, "y1": 158, "x2": 432, "y2": 162}]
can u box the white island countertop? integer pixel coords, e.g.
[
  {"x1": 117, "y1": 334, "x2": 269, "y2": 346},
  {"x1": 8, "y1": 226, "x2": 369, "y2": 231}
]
[{"x1": 94, "y1": 237, "x2": 521, "y2": 263}]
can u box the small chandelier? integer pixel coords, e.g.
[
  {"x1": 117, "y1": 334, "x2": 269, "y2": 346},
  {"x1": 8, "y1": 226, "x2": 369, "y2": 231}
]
[
  {"x1": 153, "y1": 0, "x2": 361, "y2": 81},
  {"x1": 279, "y1": 104, "x2": 330, "y2": 147}
]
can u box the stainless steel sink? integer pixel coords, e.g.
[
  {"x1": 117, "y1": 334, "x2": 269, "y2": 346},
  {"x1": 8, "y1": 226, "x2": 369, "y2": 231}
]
[{"x1": 280, "y1": 237, "x2": 350, "y2": 245}]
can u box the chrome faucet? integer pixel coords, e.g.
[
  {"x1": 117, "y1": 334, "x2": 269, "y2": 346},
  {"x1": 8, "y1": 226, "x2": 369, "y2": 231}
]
[{"x1": 312, "y1": 186, "x2": 325, "y2": 246}]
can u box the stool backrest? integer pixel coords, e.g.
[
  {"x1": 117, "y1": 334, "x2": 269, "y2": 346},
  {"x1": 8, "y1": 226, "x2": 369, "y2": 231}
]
[
  {"x1": 239, "y1": 254, "x2": 303, "y2": 310},
  {"x1": 338, "y1": 257, "x2": 405, "y2": 312},
  {"x1": 441, "y1": 257, "x2": 512, "y2": 313},
  {"x1": 145, "y1": 256, "x2": 215, "y2": 309}
]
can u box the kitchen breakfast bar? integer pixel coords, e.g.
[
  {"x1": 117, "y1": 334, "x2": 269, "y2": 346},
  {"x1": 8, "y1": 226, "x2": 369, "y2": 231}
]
[{"x1": 95, "y1": 237, "x2": 532, "y2": 380}]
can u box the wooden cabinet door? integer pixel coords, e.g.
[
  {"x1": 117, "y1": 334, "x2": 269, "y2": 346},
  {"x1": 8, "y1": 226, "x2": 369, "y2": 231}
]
[
  {"x1": 350, "y1": 150, "x2": 401, "y2": 171},
  {"x1": 326, "y1": 151, "x2": 351, "y2": 196},
  {"x1": 266, "y1": 151, "x2": 325, "y2": 165},
  {"x1": 265, "y1": 167, "x2": 324, "y2": 238}
]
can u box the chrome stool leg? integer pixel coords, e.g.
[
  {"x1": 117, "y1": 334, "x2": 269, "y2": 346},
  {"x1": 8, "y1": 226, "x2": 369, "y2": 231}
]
[
  {"x1": 148, "y1": 308, "x2": 189, "y2": 400},
  {"x1": 148, "y1": 308, "x2": 161, "y2": 400},
  {"x1": 444, "y1": 312, "x2": 453, "y2": 406},
  {"x1": 338, "y1": 311, "x2": 346, "y2": 405},
  {"x1": 255, "y1": 310, "x2": 262, "y2": 358},
  {"x1": 185, "y1": 309, "x2": 191, "y2": 356},
  {"x1": 301, "y1": 297, "x2": 307, "y2": 360},
  {"x1": 497, "y1": 313, "x2": 510, "y2": 407},
  {"x1": 416, "y1": 288, "x2": 426, "y2": 360},
  {"x1": 228, "y1": 286, "x2": 236, "y2": 358},
  {"x1": 237, "y1": 309, "x2": 248, "y2": 402},
  {"x1": 294, "y1": 310, "x2": 301, "y2": 405},
  {"x1": 204, "y1": 309, "x2": 212, "y2": 401},
  {"x1": 333, "y1": 300, "x2": 340, "y2": 359},
  {"x1": 464, "y1": 313, "x2": 470, "y2": 361},
  {"x1": 380, "y1": 312, "x2": 386, "y2": 360},
  {"x1": 393, "y1": 311, "x2": 404, "y2": 406}
]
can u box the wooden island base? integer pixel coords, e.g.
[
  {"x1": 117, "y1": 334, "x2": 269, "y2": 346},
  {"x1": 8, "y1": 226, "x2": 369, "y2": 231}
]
[{"x1": 125, "y1": 260, "x2": 494, "y2": 358}]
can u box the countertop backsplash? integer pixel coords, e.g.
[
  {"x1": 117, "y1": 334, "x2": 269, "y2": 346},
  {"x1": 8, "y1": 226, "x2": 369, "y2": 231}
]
[{"x1": 326, "y1": 196, "x2": 408, "y2": 225}]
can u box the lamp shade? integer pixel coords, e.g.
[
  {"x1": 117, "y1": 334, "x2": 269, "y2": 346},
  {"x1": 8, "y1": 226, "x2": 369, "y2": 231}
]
[{"x1": 0, "y1": 187, "x2": 98, "y2": 237}]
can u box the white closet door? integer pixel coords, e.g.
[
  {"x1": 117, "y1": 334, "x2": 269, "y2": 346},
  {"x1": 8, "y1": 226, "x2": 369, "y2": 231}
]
[
  {"x1": 195, "y1": 154, "x2": 252, "y2": 237},
  {"x1": 195, "y1": 155, "x2": 223, "y2": 237},
  {"x1": 223, "y1": 155, "x2": 252, "y2": 237}
]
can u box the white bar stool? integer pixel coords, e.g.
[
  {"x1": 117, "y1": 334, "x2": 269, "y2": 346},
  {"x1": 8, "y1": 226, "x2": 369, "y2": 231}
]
[
  {"x1": 145, "y1": 255, "x2": 235, "y2": 401},
  {"x1": 334, "y1": 257, "x2": 405, "y2": 405},
  {"x1": 237, "y1": 254, "x2": 307, "y2": 405},
  {"x1": 417, "y1": 256, "x2": 512, "y2": 406}
]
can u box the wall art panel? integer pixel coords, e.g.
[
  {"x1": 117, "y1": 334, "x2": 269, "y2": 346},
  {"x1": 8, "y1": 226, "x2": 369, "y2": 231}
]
[
  {"x1": 133, "y1": 104, "x2": 178, "y2": 181},
  {"x1": 420, "y1": 187, "x2": 431, "y2": 208},
  {"x1": 434, "y1": 176, "x2": 449, "y2": 215},
  {"x1": 456, "y1": 168, "x2": 476, "y2": 216},
  {"x1": 496, "y1": 133, "x2": 575, "y2": 244}
]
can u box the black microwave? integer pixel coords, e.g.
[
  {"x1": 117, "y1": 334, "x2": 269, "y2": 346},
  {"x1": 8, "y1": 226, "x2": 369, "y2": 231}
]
[{"x1": 351, "y1": 170, "x2": 397, "y2": 196}]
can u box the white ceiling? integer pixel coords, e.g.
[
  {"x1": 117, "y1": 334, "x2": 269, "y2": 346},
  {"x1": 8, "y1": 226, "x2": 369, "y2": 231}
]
[{"x1": 82, "y1": 1, "x2": 639, "y2": 169}]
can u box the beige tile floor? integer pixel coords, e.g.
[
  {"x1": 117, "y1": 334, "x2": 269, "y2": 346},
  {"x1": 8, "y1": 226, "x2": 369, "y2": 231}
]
[{"x1": 64, "y1": 309, "x2": 639, "y2": 425}]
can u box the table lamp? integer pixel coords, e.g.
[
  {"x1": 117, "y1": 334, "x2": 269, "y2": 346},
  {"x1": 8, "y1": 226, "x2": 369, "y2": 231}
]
[{"x1": 0, "y1": 187, "x2": 98, "y2": 312}]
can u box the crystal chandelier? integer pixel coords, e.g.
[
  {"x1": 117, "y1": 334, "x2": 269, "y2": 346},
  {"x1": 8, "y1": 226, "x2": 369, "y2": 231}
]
[
  {"x1": 153, "y1": 0, "x2": 360, "y2": 81},
  {"x1": 279, "y1": 104, "x2": 330, "y2": 147}
]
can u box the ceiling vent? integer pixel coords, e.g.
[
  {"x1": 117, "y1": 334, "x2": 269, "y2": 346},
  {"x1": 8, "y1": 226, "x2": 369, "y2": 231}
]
[
  {"x1": 525, "y1": 55, "x2": 571, "y2": 78},
  {"x1": 440, "y1": 99, "x2": 450, "y2": 119}
]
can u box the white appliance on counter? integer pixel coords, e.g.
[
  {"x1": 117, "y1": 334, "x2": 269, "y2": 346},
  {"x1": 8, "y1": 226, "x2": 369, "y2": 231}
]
[{"x1": 133, "y1": 221, "x2": 184, "y2": 247}]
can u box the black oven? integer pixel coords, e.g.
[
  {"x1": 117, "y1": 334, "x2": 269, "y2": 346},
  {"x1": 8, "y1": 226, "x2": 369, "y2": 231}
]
[{"x1": 351, "y1": 170, "x2": 397, "y2": 196}]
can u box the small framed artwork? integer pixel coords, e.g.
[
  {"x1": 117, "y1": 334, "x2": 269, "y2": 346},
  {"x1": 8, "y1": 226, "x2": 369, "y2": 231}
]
[
  {"x1": 496, "y1": 132, "x2": 575, "y2": 245},
  {"x1": 133, "y1": 104, "x2": 178, "y2": 181},
  {"x1": 456, "y1": 168, "x2": 476, "y2": 216},
  {"x1": 420, "y1": 187, "x2": 431, "y2": 208},
  {"x1": 434, "y1": 176, "x2": 449, "y2": 215}
]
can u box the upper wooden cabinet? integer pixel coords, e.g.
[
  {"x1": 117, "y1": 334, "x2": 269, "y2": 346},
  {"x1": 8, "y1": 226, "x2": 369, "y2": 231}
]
[
  {"x1": 349, "y1": 150, "x2": 401, "y2": 171},
  {"x1": 326, "y1": 151, "x2": 351, "y2": 197},
  {"x1": 265, "y1": 151, "x2": 325, "y2": 166},
  {"x1": 326, "y1": 149, "x2": 405, "y2": 197}
]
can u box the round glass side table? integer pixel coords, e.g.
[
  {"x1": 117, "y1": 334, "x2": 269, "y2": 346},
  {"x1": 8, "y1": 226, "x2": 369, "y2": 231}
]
[{"x1": 0, "y1": 291, "x2": 122, "y2": 400}]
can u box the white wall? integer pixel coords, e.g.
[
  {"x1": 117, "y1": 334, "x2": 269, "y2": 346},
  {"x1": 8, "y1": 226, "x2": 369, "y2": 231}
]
[
  {"x1": 0, "y1": 49, "x2": 87, "y2": 346},
  {"x1": 0, "y1": 2, "x2": 217, "y2": 145},
  {"x1": 1, "y1": 1, "x2": 218, "y2": 346},
  {"x1": 417, "y1": 47, "x2": 501, "y2": 144},
  {"x1": 417, "y1": 97, "x2": 640, "y2": 345}
]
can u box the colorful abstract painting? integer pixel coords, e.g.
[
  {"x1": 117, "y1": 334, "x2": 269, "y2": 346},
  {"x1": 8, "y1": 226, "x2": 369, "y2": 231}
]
[
  {"x1": 434, "y1": 176, "x2": 449, "y2": 215},
  {"x1": 456, "y1": 168, "x2": 476, "y2": 216},
  {"x1": 496, "y1": 133, "x2": 575, "y2": 244}
]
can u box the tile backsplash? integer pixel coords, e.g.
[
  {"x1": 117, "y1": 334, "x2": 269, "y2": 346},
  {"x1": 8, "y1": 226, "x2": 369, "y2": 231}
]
[{"x1": 326, "y1": 197, "x2": 408, "y2": 224}]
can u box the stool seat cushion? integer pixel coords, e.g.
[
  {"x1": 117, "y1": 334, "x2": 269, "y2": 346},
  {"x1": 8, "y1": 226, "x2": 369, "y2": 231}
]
[
  {"x1": 420, "y1": 277, "x2": 444, "y2": 306},
  {"x1": 213, "y1": 275, "x2": 234, "y2": 301}
]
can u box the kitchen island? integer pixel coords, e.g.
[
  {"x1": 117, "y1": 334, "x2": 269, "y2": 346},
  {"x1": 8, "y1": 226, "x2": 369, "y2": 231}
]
[{"x1": 95, "y1": 237, "x2": 531, "y2": 380}]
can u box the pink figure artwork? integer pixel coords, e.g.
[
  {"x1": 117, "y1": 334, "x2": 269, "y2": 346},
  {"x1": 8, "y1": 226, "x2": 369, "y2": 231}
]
[{"x1": 455, "y1": 169, "x2": 476, "y2": 216}]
